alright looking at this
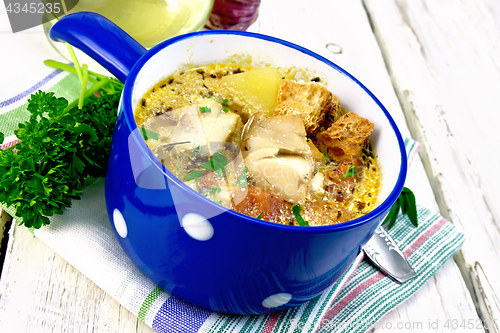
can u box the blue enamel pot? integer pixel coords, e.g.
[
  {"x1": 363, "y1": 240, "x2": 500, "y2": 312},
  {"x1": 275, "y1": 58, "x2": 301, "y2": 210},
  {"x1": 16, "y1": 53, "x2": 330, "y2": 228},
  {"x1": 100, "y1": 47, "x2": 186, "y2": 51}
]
[{"x1": 50, "y1": 12, "x2": 407, "y2": 315}]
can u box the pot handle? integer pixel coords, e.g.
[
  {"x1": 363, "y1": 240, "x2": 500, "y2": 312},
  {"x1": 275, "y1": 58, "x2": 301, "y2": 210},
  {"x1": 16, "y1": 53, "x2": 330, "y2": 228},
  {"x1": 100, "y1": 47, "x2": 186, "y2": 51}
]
[{"x1": 49, "y1": 12, "x2": 147, "y2": 83}]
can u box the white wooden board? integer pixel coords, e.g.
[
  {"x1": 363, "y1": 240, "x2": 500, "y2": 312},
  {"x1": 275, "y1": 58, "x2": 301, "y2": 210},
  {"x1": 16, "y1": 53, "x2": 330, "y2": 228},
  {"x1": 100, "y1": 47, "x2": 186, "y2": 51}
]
[
  {"x1": 0, "y1": 220, "x2": 153, "y2": 333},
  {"x1": 363, "y1": 0, "x2": 500, "y2": 331}
]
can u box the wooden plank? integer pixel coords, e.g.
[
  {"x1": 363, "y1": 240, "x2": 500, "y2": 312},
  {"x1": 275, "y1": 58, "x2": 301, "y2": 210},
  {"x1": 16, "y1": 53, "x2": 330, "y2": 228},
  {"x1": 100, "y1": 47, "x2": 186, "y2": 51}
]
[
  {"x1": 0, "y1": 221, "x2": 154, "y2": 333},
  {"x1": 363, "y1": 0, "x2": 500, "y2": 331},
  {"x1": 0, "y1": 208, "x2": 11, "y2": 254},
  {"x1": 0, "y1": 208, "x2": 12, "y2": 277}
]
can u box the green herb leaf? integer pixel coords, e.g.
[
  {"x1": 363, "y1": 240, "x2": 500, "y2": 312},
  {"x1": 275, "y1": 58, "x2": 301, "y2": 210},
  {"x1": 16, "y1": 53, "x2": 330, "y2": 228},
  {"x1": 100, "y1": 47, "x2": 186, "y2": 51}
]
[
  {"x1": 400, "y1": 191, "x2": 408, "y2": 214},
  {"x1": 222, "y1": 108, "x2": 230, "y2": 113},
  {"x1": 292, "y1": 204, "x2": 309, "y2": 226},
  {"x1": 402, "y1": 187, "x2": 418, "y2": 227},
  {"x1": 388, "y1": 200, "x2": 400, "y2": 229},
  {"x1": 222, "y1": 98, "x2": 229, "y2": 106},
  {"x1": 207, "y1": 187, "x2": 222, "y2": 195},
  {"x1": 199, "y1": 106, "x2": 211, "y2": 113},
  {"x1": 74, "y1": 123, "x2": 98, "y2": 142},
  {"x1": 200, "y1": 152, "x2": 227, "y2": 177},
  {"x1": 382, "y1": 187, "x2": 418, "y2": 230},
  {"x1": 382, "y1": 199, "x2": 400, "y2": 230},
  {"x1": 200, "y1": 161, "x2": 211, "y2": 170},
  {"x1": 257, "y1": 212, "x2": 264, "y2": 219},
  {"x1": 233, "y1": 166, "x2": 248, "y2": 186},
  {"x1": 139, "y1": 127, "x2": 160, "y2": 141},
  {"x1": 79, "y1": 64, "x2": 89, "y2": 109},
  {"x1": 0, "y1": 132, "x2": 4, "y2": 145},
  {"x1": 192, "y1": 145, "x2": 200, "y2": 157},
  {"x1": 185, "y1": 170, "x2": 204, "y2": 181},
  {"x1": 341, "y1": 165, "x2": 356, "y2": 179}
]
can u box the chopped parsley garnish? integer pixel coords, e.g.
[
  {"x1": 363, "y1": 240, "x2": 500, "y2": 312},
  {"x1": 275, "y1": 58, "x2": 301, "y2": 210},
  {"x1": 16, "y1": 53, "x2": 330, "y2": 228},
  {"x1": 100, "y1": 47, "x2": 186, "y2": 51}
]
[
  {"x1": 222, "y1": 107, "x2": 230, "y2": 113},
  {"x1": 200, "y1": 152, "x2": 227, "y2": 177},
  {"x1": 257, "y1": 212, "x2": 264, "y2": 219},
  {"x1": 233, "y1": 166, "x2": 248, "y2": 186},
  {"x1": 185, "y1": 170, "x2": 204, "y2": 181},
  {"x1": 207, "y1": 187, "x2": 222, "y2": 195},
  {"x1": 199, "y1": 106, "x2": 211, "y2": 113},
  {"x1": 139, "y1": 127, "x2": 159, "y2": 141},
  {"x1": 341, "y1": 165, "x2": 356, "y2": 179},
  {"x1": 192, "y1": 145, "x2": 200, "y2": 157},
  {"x1": 382, "y1": 187, "x2": 418, "y2": 229},
  {"x1": 292, "y1": 204, "x2": 309, "y2": 226},
  {"x1": 206, "y1": 96, "x2": 229, "y2": 109}
]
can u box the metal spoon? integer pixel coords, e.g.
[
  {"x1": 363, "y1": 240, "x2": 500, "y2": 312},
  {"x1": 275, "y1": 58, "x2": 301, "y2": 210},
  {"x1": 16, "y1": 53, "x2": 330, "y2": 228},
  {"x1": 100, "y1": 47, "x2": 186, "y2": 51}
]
[{"x1": 363, "y1": 226, "x2": 417, "y2": 283}]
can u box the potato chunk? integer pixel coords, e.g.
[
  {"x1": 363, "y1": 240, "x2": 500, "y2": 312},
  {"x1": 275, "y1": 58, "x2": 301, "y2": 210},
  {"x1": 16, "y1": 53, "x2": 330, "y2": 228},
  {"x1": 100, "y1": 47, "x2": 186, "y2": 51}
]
[
  {"x1": 274, "y1": 80, "x2": 340, "y2": 136},
  {"x1": 222, "y1": 67, "x2": 283, "y2": 116},
  {"x1": 316, "y1": 112, "x2": 374, "y2": 163}
]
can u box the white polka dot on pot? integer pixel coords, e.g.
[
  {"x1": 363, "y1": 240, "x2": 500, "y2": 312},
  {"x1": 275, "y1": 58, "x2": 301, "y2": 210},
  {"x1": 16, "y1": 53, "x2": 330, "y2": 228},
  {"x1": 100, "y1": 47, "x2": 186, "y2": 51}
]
[
  {"x1": 262, "y1": 293, "x2": 292, "y2": 309},
  {"x1": 113, "y1": 209, "x2": 128, "y2": 238},
  {"x1": 182, "y1": 213, "x2": 214, "y2": 241}
]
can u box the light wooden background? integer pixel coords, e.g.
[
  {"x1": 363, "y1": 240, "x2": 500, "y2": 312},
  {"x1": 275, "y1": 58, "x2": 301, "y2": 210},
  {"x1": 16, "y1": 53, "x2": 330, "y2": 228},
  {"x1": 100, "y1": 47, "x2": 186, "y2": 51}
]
[{"x1": 0, "y1": 0, "x2": 499, "y2": 332}]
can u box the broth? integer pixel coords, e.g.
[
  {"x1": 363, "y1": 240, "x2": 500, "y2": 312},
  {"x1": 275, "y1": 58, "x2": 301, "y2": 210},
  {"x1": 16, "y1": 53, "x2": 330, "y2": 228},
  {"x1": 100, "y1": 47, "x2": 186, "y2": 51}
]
[{"x1": 135, "y1": 64, "x2": 380, "y2": 226}]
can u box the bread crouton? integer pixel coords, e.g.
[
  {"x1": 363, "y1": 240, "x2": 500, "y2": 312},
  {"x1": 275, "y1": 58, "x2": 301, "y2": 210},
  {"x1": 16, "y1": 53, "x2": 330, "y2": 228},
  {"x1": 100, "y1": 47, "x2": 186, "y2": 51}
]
[
  {"x1": 274, "y1": 80, "x2": 340, "y2": 136},
  {"x1": 322, "y1": 95, "x2": 342, "y2": 130},
  {"x1": 316, "y1": 112, "x2": 374, "y2": 163}
]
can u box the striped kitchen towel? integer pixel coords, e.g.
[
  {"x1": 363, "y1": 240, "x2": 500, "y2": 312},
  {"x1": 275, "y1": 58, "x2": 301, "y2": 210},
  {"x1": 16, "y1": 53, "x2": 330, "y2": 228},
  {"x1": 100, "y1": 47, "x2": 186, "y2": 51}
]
[{"x1": 0, "y1": 70, "x2": 464, "y2": 333}]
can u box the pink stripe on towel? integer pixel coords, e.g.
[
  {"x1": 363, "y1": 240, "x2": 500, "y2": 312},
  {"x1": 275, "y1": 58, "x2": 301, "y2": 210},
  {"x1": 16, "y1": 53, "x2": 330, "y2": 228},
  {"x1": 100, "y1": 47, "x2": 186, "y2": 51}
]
[{"x1": 263, "y1": 312, "x2": 281, "y2": 333}]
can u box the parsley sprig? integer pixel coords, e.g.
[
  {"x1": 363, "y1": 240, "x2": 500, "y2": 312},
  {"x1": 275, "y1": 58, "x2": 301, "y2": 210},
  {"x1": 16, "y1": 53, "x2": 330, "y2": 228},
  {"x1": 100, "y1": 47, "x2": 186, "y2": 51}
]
[
  {"x1": 0, "y1": 46, "x2": 123, "y2": 229},
  {"x1": 0, "y1": 90, "x2": 121, "y2": 229},
  {"x1": 233, "y1": 166, "x2": 248, "y2": 187},
  {"x1": 382, "y1": 187, "x2": 418, "y2": 230}
]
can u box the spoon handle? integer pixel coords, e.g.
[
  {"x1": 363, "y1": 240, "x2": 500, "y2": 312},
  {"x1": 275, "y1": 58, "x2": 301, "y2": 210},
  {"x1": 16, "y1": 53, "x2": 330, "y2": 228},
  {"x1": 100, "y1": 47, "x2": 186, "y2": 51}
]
[{"x1": 363, "y1": 226, "x2": 417, "y2": 283}]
